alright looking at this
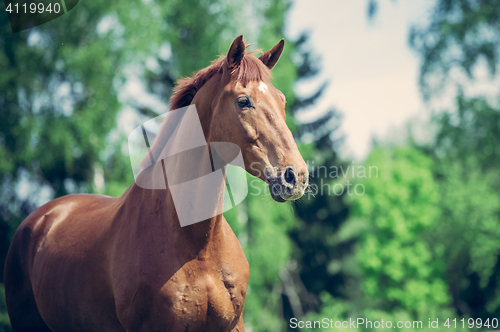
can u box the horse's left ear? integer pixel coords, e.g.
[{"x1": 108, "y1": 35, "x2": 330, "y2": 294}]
[{"x1": 259, "y1": 39, "x2": 285, "y2": 69}]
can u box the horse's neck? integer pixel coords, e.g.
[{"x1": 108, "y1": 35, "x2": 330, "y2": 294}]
[{"x1": 121, "y1": 79, "x2": 226, "y2": 253}]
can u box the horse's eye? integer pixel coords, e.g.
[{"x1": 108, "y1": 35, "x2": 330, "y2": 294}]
[{"x1": 237, "y1": 96, "x2": 253, "y2": 109}]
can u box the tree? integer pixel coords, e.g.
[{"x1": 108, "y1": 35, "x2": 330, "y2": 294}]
[
  {"x1": 409, "y1": 0, "x2": 500, "y2": 320},
  {"x1": 421, "y1": 94, "x2": 500, "y2": 319},
  {"x1": 353, "y1": 147, "x2": 449, "y2": 316},
  {"x1": 409, "y1": 0, "x2": 500, "y2": 99}
]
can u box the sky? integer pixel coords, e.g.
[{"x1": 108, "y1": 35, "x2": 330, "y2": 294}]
[{"x1": 286, "y1": 0, "x2": 436, "y2": 159}]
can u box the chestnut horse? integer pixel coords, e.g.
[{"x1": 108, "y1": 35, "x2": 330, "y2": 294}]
[{"x1": 4, "y1": 35, "x2": 309, "y2": 332}]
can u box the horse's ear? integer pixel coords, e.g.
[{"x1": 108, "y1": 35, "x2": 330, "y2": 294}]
[
  {"x1": 227, "y1": 35, "x2": 246, "y2": 69},
  {"x1": 259, "y1": 39, "x2": 285, "y2": 69}
]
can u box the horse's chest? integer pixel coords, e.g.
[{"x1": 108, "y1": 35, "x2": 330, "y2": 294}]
[{"x1": 159, "y1": 265, "x2": 246, "y2": 331}]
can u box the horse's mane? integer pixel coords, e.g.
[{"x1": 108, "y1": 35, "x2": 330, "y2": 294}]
[{"x1": 170, "y1": 50, "x2": 271, "y2": 111}]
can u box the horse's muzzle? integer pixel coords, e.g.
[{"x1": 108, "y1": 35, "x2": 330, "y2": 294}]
[{"x1": 265, "y1": 165, "x2": 309, "y2": 202}]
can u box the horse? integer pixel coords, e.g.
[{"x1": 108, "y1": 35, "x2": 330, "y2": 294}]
[{"x1": 4, "y1": 35, "x2": 309, "y2": 332}]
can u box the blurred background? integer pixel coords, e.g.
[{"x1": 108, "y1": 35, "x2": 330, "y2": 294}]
[{"x1": 1, "y1": 0, "x2": 500, "y2": 330}]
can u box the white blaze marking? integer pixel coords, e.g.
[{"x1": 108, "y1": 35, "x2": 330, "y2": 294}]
[{"x1": 258, "y1": 81, "x2": 268, "y2": 94}]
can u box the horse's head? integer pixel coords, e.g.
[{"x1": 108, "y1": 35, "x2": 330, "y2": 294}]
[{"x1": 206, "y1": 35, "x2": 309, "y2": 202}]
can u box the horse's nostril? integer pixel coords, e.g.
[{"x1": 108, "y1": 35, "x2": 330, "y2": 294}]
[{"x1": 284, "y1": 167, "x2": 296, "y2": 186}]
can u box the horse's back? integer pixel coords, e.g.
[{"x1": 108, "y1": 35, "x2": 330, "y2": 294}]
[{"x1": 4, "y1": 194, "x2": 123, "y2": 332}]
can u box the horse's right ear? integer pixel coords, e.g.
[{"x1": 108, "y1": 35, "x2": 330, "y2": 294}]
[{"x1": 226, "y1": 35, "x2": 245, "y2": 69}]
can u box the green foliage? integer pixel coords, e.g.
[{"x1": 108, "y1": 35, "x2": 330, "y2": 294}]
[
  {"x1": 352, "y1": 147, "x2": 449, "y2": 315},
  {"x1": 433, "y1": 94, "x2": 500, "y2": 175},
  {"x1": 434, "y1": 159, "x2": 500, "y2": 312},
  {"x1": 409, "y1": 0, "x2": 500, "y2": 98},
  {"x1": 340, "y1": 138, "x2": 500, "y2": 323},
  {"x1": 410, "y1": 1, "x2": 500, "y2": 317},
  {"x1": 358, "y1": 0, "x2": 500, "y2": 323},
  {"x1": 0, "y1": 286, "x2": 12, "y2": 332},
  {"x1": 424, "y1": 94, "x2": 500, "y2": 318},
  {"x1": 301, "y1": 294, "x2": 355, "y2": 332}
]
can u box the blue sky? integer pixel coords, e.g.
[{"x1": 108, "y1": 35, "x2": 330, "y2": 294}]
[{"x1": 287, "y1": 0, "x2": 435, "y2": 159}]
